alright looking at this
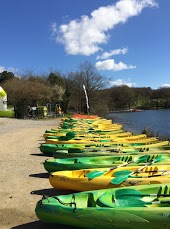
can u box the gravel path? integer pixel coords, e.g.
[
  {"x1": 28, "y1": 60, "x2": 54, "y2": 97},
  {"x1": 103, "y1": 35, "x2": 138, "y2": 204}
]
[{"x1": 0, "y1": 117, "x2": 76, "y2": 229}]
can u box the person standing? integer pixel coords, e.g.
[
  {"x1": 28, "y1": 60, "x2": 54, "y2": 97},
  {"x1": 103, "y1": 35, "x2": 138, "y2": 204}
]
[{"x1": 28, "y1": 106, "x2": 33, "y2": 119}]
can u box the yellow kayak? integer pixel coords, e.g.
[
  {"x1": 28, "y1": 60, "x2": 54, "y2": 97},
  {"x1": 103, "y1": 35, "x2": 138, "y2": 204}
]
[
  {"x1": 44, "y1": 133, "x2": 148, "y2": 142},
  {"x1": 58, "y1": 126, "x2": 123, "y2": 132},
  {"x1": 49, "y1": 164, "x2": 170, "y2": 191},
  {"x1": 45, "y1": 137, "x2": 159, "y2": 145},
  {"x1": 43, "y1": 130, "x2": 132, "y2": 139}
]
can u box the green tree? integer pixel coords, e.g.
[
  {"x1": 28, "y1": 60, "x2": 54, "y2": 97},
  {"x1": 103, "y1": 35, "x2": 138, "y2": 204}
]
[
  {"x1": 132, "y1": 87, "x2": 152, "y2": 108},
  {"x1": 0, "y1": 71, "x2": 15, "y2": 84},
  {"x1": 62, "y1": 83, "x2": 71, "y2": 113},
  {"x1": 47, "y1": 72, "x2": 66, "y2": 103},
  {"x1": 151, "y1": 87, "x2": 170, "y2": 109},
  {"x1": 47, "y1": 72, "x2": 65, "y2": 86},
  {"x1": 109, "y1": 85, "x2": 135, "y2": 110}
]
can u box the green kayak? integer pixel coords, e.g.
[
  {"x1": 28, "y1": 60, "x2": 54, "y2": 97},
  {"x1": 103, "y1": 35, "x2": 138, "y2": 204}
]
[
  {"x1": 39, "y1": 143, "x2": 103, "y2": 156},
  {"x1": 40, "y1": 142, "x2": 170, "y2": 156},
  {"x1": 35, "y1": 183, "x2": 170, "y2": 229},
  {"x1": 53, "y1": 146, "x2": 170, "y2": 158},
  {"x1": 43, "y1": 154, "x2": 170, "y2": 173},
  {"x1": 39, "y1": 143, "x2": 145, "y2": 156},
  {"x1": 44, "y1": 131, "x2": 132, "y2": 140}
]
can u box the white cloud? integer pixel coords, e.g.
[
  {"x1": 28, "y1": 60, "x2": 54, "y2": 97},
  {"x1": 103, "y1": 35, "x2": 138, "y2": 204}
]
[
  {"x1": 95, "y1": 59, "x2": 136, "y2": 71},
  {"x1": 96, "y1": 48, "x2": 128, "y2": 60},
  {"x1": 0, "y1": 66, "x2": 6, "y2": 73},
  {"x1": 53, "y1": 0, "x2": 158, "y2": 55},
  {"x1": 51, "y1": 22, "x2": 57, "y2": 35},
  {"x1": 109, "y1": 78, "x2": 136, "y2": 87},
  {"x1": 160, "y1": 84, "x2": 170, "y2": 88},
  {"x1": 0, "y1": 66, "x2": 18, "y2": 74}
]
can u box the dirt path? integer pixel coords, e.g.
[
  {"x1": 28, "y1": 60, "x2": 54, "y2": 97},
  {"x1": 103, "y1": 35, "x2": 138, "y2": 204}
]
[{"x1": 0, "y1": 118, "x2": 76, "y2": 229}]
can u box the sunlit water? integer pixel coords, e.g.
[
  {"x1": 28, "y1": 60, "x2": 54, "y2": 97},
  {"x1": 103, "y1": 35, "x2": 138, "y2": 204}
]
[{"x1": 107, "y1": 109, "x2": 170, "y2": 137}]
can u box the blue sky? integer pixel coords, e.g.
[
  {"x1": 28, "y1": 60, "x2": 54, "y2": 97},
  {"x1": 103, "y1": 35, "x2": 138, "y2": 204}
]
[{"x1": 0, "y1": 0, "x2": 169, "y2": 89}]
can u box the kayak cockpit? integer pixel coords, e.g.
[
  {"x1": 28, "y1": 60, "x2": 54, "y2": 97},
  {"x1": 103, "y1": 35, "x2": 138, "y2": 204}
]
[{"x1": 39, "y1": 192, "x2": 101, "y2": 211}]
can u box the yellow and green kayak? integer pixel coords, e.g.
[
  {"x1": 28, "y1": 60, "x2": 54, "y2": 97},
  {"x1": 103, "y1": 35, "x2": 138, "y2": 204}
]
[
  {"x1": 49, "y1": 164, "x2": 170, "y2": 191},
  {"x1": 43, "y1": 130, "x2": 133, "y2": 140},
  {"x1": 44, "y1": 133, "x2": 148, "y2": 142},
  {"x1": 57, "y1": 123, "x2": 123, "y2": 131},
  {"x1": 45, "y1": 128, "x2": 123, "y2": 135},
  {"x1": 45, "y1": 136, "x2": 159, "y2": 145}
]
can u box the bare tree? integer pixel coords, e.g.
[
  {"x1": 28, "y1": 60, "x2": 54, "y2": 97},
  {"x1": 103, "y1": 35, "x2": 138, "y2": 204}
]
[{"x1": 67, "y1": 61, "x2": 106, "y2": 113}]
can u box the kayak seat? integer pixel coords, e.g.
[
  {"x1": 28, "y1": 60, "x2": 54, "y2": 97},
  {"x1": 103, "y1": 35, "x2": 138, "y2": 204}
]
[
  {"x1": 97, "y1": 193, "x2": 116, "y2": 208},
  {"x1": 52, "y1": 193, "x2": 94, "y2": 211},
  {"x1": 74, "y1": 193, "x2": 96, "y2": 208}
]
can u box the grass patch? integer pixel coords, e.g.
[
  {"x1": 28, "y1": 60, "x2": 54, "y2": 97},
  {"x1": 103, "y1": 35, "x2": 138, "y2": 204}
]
[
  {"x1": 0, "y1": 110, "x2": 15, "y2": 118},
  {"x1": 142, "y1": 127, "x2": 170, "y2": 141}
]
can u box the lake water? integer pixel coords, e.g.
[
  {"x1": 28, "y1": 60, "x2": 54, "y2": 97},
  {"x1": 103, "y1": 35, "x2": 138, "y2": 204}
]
[{"x1": 107, "y1": 109, "x2": 170, "y2": 137}]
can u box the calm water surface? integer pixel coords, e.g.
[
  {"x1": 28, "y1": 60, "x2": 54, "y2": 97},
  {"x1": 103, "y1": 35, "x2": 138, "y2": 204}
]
[{"x1": 107, "y1": 109, "x2": 170, "y2": 137}]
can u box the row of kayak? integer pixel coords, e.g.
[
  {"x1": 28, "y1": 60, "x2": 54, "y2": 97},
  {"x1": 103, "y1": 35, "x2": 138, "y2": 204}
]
[{"x1": 35, "y1": 115, "x2": 170, "y2": 228}]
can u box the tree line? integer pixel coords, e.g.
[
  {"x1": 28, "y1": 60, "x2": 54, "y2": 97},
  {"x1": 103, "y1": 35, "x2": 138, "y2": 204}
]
[
  {"x1": 105, "y1": 85, "x2": 170, "y2": 111},
  {"x1": 0, "y1": 61, "x2": 170, "y2": 118}
]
